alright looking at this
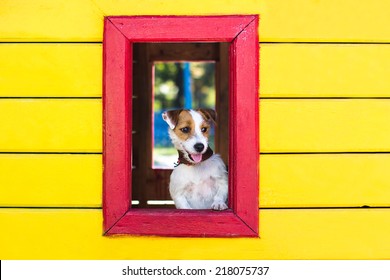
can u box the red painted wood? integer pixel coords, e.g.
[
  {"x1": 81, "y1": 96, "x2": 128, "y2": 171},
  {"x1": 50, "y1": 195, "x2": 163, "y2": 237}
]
[
  {"x1": 107, "y1": 209, "x2": 257, "y2": 237},
  {"x1": 230, "y1": 18, "x2": 259, "y2": 234},
  {"x1": 103, "y1": 16, "x2": 259, "y2": 237},
  {"x1": 108, "y1": 16, "x2": 256, "y2": 42},
  {"x1": 103, "y1": 19, "x2": 132, "y2": 232}
]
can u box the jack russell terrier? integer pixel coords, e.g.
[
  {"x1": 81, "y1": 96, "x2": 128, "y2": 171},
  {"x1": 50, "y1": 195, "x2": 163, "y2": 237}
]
[{"x1": 162, "y1": 109, "x2": 228, "y2": 210}]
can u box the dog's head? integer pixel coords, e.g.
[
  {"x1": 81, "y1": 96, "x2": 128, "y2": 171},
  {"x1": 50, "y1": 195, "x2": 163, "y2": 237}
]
[{"x1": 162, "y1": 109, "x2": 216, "y2": 164}]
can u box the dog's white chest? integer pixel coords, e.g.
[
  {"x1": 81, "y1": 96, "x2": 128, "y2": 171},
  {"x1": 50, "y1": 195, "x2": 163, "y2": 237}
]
[
  {"x1": 183, "y1": 176, "x2": 217, "y2": 205},
  {"x1": 169, "y1": 154, "x2": 227, "y2": 209}
]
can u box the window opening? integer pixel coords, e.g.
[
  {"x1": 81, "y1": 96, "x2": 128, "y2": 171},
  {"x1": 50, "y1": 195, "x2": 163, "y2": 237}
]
[{"x1": 132, "y1": 43, "x2": 228, "y2": 209}]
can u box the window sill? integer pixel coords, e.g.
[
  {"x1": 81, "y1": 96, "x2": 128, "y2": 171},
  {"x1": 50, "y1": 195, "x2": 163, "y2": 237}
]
[{"x1": 105, "y1": 209, "x2": 258, "y2": 237}]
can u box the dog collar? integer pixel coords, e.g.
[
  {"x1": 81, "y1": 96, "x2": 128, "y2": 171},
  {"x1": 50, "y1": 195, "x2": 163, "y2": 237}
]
[{"x1": 175, "y1": 147, "x2": 214, "y2": 167}]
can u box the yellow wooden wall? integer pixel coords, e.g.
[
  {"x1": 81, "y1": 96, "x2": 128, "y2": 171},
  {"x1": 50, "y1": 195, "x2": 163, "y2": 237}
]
[{"x1": 1, "y1": 0, "x2": 390, "y2": 259}]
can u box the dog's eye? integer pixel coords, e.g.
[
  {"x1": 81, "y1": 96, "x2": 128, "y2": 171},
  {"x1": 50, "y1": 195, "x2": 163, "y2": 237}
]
[
  {"x1": 180, "y1": 127, "x2": 190, "y2": 133},
  {"x1": 201, "y1": 127, "x2": 208, "y2": 133}
]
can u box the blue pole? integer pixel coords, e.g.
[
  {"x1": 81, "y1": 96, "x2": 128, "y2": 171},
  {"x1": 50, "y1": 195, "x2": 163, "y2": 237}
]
[{"x1": 183, "y1": 62, "x2": 192, "y2": 109}]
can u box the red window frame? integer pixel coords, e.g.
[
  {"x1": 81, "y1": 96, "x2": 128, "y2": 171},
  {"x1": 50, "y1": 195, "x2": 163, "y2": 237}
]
[{"x1": 103, "y1": 16, "x2": 259, "y2": 237}]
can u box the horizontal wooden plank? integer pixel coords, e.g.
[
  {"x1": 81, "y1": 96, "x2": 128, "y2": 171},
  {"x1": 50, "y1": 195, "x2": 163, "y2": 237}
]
[
  {"x1": 260, "y1": 0, "x2": 390, "y2": 42},
  {"x1": 2, "y1": 99, "x2": 389, "y2": 153},
  {"x1": 260, "y1": 99, "x2": 390, "y2": 153},
  {"x1": 2, "y1": 0, "x2": 390, "y2": 42},
  {"x1": 1, "y1": 153, "x2": 388, "y2": 208},
  {"x1": 0, "y1": 209, "x2": 389, "y2": 259},
  {"x1": 260, "y1": 154, "x2": 390, "y2": 208},
  {"x1": 260, "y1": 44, "x2": 390, "y2": 97},
  {"x1": 3, "y1": 43, "x2": 389, "y2": 98},
  {"x1": 0, "y1": 0, "x2": 103, "y2": 42},
  {"x1": 0, "y1": 154, "x2": 101, "y2": 207},
  {"x1": 0, "y1": 44, "x2": 102, "y2": 97},
  {"x1": 0, "y1": 99, "x2": 101, "y2": 152},
  {"x1": 99, "y1": 1, "x2": 390, "y2": 43}
]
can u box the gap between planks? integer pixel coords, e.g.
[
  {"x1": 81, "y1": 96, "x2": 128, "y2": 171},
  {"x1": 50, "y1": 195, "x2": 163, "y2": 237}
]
[{"x1": 1, "y1": 206, "x2": 389, "y2": 210}]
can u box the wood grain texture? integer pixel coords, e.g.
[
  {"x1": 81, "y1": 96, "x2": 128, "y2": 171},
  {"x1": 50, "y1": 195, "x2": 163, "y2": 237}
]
[
  {"x1": 0, "y1": 99, "x2": 101, "y2": 152},
  {"x1": 2, "y1": 99, "x2": 390, "y2": 153},
  {"x1": 260, "y1": 154, "x2": 390, "y2": 208},
  {"x1": 131, "y1": 43, "x2": 152, "y2": 208},
  {"x1": 103, "y1": 19, "x2": 132, "y2": 231},
  {"x1": 4, "y1": 43, "x2": 390, "y2": 98},
  {"x1": 3, "y1": 0, "x2": 390, "y2": 42},
  {"x1": 2, "y1": 154, "x2": 390, "y2": 208},
  {"x1": 1, "y1": 0, "x2": 389, "y2": 261},
  {"x1": 0, "y1": 154, "x2": 101, "y2": 207},
  {"x1": 0, "y1": 0, "x2": 103, "y2": 41},
  {"x1": 108, "y1": 16, "x2": 256, "y2": 42},
  {"x1": 259, "y1": 0, "x2": 390, "y2": 42},
  {"x1": 104, "y1": 16, "x2": 258, "y2": 237},
  {"x1": 96, "y1": 0, "x2": 390, "y2": 42},
  {"x1": 230, "y1": 18, "x2": 259, "y2": 234},
  {"x1": 1, "y1": 209, "x2": 390, "y2": 259},
  {"x1": 260, "y1": 99, "x2": 390, "y2": 153},
  {"x1": 260, "y1": 44, "x2": 390, "y2": 97},
  {"x1": 109, "y1": 209, "x2": 257, "y2": 237},
  {"x1": 215, "y1": 43, "x2": 230, "y2": 165},
  {"x1": 0, "y1": 44, "x2": 102, "y2": 97}
]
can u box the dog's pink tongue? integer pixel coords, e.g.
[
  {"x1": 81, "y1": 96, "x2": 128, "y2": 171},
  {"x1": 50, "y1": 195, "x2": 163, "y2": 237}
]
[{"x1": 191, "y1": 154, "x2": 202, "y2": 163}]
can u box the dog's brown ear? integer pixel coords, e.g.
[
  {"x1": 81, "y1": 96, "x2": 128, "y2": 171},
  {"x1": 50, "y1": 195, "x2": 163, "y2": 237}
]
[
  {"x1": 162, "y1": 109, "x2": 183, "y2": 129},
  {"x1": 198, "y1": 109, "x2": 217, "y2": 125}
]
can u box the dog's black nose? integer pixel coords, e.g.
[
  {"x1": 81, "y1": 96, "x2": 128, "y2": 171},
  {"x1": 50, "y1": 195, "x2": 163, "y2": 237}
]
[{"x1": 194, "y1": 143, "x2": 205, "y2": 153}]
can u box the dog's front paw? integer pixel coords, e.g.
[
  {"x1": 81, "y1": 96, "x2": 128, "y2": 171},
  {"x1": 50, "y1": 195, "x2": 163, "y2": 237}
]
[{"x1": 211, "y1": 201, "x2": 228, "y2": 211}]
